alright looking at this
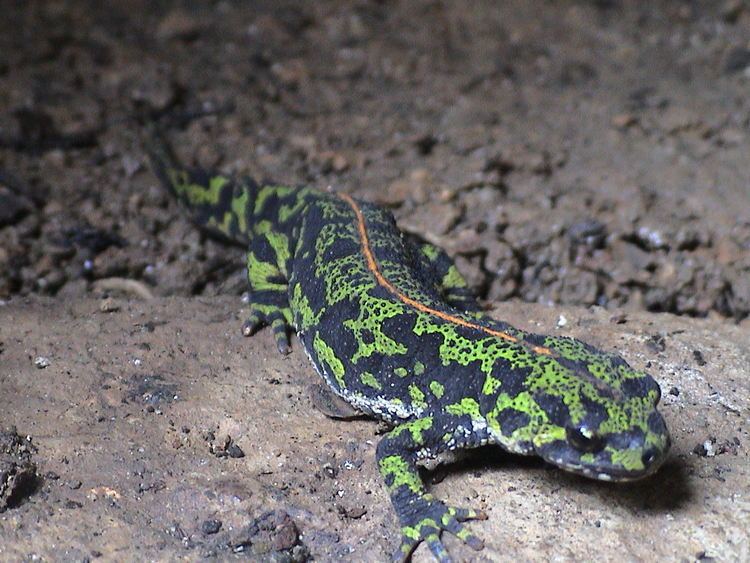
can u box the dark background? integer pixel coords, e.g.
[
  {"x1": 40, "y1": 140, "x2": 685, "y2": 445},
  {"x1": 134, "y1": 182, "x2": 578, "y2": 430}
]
[{"x1": 1, "y1": 0, "x2": 749, "y2": 319}]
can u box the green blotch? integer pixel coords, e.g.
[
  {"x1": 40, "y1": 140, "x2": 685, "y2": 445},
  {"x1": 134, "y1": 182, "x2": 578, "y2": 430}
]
[
  {"x1": 379, "y1": 258, "x2": 446, "y2": 304},
  {"x1": 392, "y1": 417, "x2": 433, "y2": 444},
  {"x1": 421, "y1": 244, "x2": 440, "y2": 261},
  {"x1": 445, "y1": 397, "x2": 481, "y2": 419},
  {"x1": 489, "y1": 391, "x2": 546, "y2": 444},
  {"x1": 597, "y1": 395, "x2": 653, "y2": 436},
  {"x1": 254, "y1": 185, "x2": 295, "y2": 215},
  {"x1": 360, "y1": 371, "x2": 381, "y2": 390},
  {"x1": 408, "y1": 384, "x2": 426, "y2": 408},
  {"x1": 313, "y1": 332, "x2": 346, "y2": 389},
  {"x1": 402, "y1": 518, "x2": 440, "y2": 541},
  {"x1": 314, "y1": 223, "x2": 368, "y2": 305},
  {"x1": 247, "y1": 252, "x2": 286, "y2": 291},
  {"x1": 254, "y1": 219, "x2": 272, "y2": 235},
  {"x1": 207, "y1": 212, "x2": 234, "y2": 237},
  {"x1": 171, "y1": 173, "x2": 228, "y2": 206},
  {"x1": 379, "y1": 455, "x2": 423, "y2": 494},
  {"x1": 413, "y1": 361, "x2": 425, "y2": 376},
  {"x1": 312, "y1": 225, "x2": 409, "y2": 364},
  {"x1": 442, "y1": 510, "x2": 459, "y2": 526},
  {"x1": 482, "y1": 374, "x2": 502, "y2": 395},
  {"x1": 290, "y1": 283, "x2": 321, "y2": 331},
  {"x1": 532, "y1": 423, "x2": 566, "y2": 446},
  {"x1": 531, "y1": 358, "x2": 587, "y2": 424},
  {"x1": 317, "y1": 196, "x2": 351, "y2": 221},
  {"x1": 644, "y1": 413, "x2": 669, "y2": 449},
  {"x1": 442, "y1": 264, "x2": 468, "y2": 289},
  {"x1": 254, "y1": 186, "x2": 273, "y2": 215},
  {"x1": 231, "y1": 189, "x2": 250, "y2": 233},
  {"x1": 265, "y1": 231, "x2": 291, "y2": 275},
  {"x1": 587, "y1": 360, "x2": 609, "y2": 380},
  {"x1": 412, "y1": 313, "x2": 528, "y2": 377},
  {"x1": 254, "y1": 219, "x2": 293, "y2": 271},
  {"x1": 394, "y1": 367, "x2": 408, "y2": 377},
  {"x1": 429, "y1": 380, "x2": 444, "y2": 399},
  {"x1": 344, "y1": 294, "x2": 408, "y2": 364},
  {"x1": 609, "y1": 447, "x2": 645, "y2": 472},
  {"x1": 250, "y1": 302, "x2": 292, "y2": 324},
  {"x1": 279, "y1": 190, "x2": 309, "y2": 222},
  {"x1": 493, "y1": 391, "x2": 542, "y2": 425}
]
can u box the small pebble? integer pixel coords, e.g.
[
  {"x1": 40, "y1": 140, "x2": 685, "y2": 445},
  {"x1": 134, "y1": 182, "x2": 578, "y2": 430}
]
[
  {"x1": 121, "y1": 155, "x2": 142, "y2": 178},
  {"x1": 323, "y1": 463, "x2": 337, "y2": 478},
  {"x1": 157, "y1": 10, "x2": 202, "y2": 41},
  {"x1": 99, "y1": 297, "x2": 121, "y2": 313},
  {"x1": 693, "y1": 349, "x2": 707, "y2": 366},
  {"x1": 724, "y1": 47, "x2": 750, "y2": 74},
  {"x1": 337, "y1": 503, "x2": 367, "y2": 519},
  {"x1": 34, "y1": 356, "x2": 51, "y2": 369},
  {"x1": 226, "y1": 443, "x2": 245, "y2": 458},
  {"x1": 693, "y1": 438, "x2": 717, "y2": 457},
  {"x1": 612, "y1": 113, "x2": 638, "y2": 129},
  {"x1": 722, "y1": 0, "x2": 744, "y2": 23},
  {"x1": 609, "y1": 313, "x2": 627, "y2": 324},
  {"x1": 201, "y1": 519, "x2": 222, "y2": 535}
]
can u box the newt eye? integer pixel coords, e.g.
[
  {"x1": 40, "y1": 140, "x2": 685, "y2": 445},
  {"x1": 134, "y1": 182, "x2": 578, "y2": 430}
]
[{"x1": 566, "y1": 425, "x2": 604, "y2": 453}]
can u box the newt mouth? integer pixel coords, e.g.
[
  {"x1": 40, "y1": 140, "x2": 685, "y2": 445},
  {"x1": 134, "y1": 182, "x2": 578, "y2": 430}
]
[
  {"x1": 554, "y1": 458, "x2": 665, "y2": 482},
  {"x1": 535, "y1": 441, "x2": 669, "y2": 482}
]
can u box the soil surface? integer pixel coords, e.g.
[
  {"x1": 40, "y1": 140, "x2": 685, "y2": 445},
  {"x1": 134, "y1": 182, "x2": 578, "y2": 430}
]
[
  {"x1": 1, "y1": 298, "x2": 749, "y2": 561},
  {"x1": 1, "y1": 1, "x2": 749, "y2": 561}
]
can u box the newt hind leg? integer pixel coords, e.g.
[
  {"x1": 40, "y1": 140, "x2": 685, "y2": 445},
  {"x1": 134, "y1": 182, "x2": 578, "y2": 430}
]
[
  {"x1": 242, "y1": 232, "x2": 295, "y2": 354},
  {"x1": 415, "y1": 241, "x2": 482, "y2": 313}
]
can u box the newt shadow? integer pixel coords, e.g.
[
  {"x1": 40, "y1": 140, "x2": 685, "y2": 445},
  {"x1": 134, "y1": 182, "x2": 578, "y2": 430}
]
[{"x1": 428, "y1": 448, "x2": 692, "y2": 514}]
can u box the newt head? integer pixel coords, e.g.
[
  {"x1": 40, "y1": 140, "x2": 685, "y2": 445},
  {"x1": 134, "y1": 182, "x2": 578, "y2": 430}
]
[{"x1": 487, "y1": 334, "x2": 671, "y2": 481}]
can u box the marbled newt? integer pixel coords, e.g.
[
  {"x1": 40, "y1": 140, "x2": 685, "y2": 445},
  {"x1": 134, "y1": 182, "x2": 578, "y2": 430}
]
[{"x1": 145, "y1": 129, "x2": 670, "y2": 562}]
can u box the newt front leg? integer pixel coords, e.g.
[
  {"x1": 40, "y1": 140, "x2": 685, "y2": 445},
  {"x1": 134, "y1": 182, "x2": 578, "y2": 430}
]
[{"x1": 376, "y1": 416, "x2": 488, "y2": 562}]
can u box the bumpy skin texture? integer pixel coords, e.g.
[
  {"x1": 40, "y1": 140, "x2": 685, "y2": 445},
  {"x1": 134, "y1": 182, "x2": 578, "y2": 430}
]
[{"x1": 146, "y1": 132, "x2": 671, "y2": 562}]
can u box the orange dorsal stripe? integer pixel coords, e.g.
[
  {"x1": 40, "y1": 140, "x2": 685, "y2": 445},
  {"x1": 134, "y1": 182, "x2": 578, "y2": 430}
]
[{"x1": 338, "y1": 193, "x2": 552, "y2": 356}]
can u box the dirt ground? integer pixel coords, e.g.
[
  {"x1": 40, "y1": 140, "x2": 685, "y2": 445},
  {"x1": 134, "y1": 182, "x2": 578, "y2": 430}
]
[
  {"x1": 1, "y1": 1, "x2": 749, "y2": 561},
  {"x1": 0, "y1": 299, "x2": 748, "y2": 561}
]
